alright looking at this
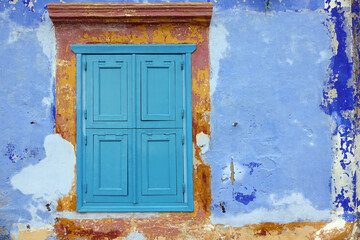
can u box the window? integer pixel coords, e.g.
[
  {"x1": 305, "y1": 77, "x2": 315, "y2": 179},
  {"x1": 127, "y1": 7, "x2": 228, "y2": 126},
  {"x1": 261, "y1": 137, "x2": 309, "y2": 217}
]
[{"x1": 72, "y1": 44, "x2": 195, "y2": 212}]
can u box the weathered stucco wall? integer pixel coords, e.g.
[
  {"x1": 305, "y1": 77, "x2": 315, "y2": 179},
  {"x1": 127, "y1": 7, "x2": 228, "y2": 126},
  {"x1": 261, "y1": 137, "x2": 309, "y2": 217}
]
[{"x1": 0, "y1": 0, "x2": 359, "y2": 239}]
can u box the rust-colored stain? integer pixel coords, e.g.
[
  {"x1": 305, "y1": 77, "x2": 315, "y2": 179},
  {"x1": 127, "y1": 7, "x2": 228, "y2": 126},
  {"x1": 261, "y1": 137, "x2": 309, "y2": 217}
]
[
  {"x1": 53, "y1": 218, "x2": 355, "y2": 239},
  {"x1": 230, "y1": 160, "x2": 235, "y2": 184},
  {"x1": 54, "y1": 218, "x2": 132, "y2": 240}
]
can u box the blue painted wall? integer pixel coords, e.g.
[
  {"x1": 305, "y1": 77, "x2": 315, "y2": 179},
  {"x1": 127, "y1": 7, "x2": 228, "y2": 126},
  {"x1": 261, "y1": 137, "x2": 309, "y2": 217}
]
[
  {"x1": 0, "y1": 0, "x2": 357, "y2": 238},
  {"x1": 209, "y1": 9, "x2": 334, "y2": 225}
]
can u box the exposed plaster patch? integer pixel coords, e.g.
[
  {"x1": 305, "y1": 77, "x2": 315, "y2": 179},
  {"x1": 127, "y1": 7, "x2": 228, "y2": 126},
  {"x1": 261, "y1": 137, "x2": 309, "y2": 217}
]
[
  {"x1": 285, "y1": 58, "x2": 293, "y2": 65},
  {"x1": 36, "y1": 14, "x2": 56, "y2": 119},
  {"x1": 211, "y1": 192, "x2": 330, "y2": 227},
  {"x1": 291, "y1": 119, "x2": 317, "y2": 146},
  {"x1": 209, "y1": 16, "x2": 229, "y2": 97},
  {"x1": 6, "y1": 20, "x2": 33, "y2": 44},
  {"x1": 325, "y1": 88, "x2": 338, "y2": 104},
  {"x1": 325, "y1": 0, "x2": 350, "y2": 10},
  {"x1": 331, "y1": 130, "x2": 355, "y2": 218},
  {"x1": 196, "y1": 132, "x2": 210, "y2": 155},
  {"x1": 10, "y1": 134, "x2": 75, "y2": 203},
  {"x1": 8, "y1": 0, "x2": 19, "y2": 4},
  {"x1": 316, "y1": 50, "x2": 332, "y2": 64},
  {"x1": 54, "y1": 212, "x2": 159, "y2": 220},
  {"x1": 123, "y1": 232, "x2": 147, "y2": 240},
  {"x1": 327, "y1": 21, "x2": 339, "y2": 56},
  {"x1": 16, "y1": 224, "x2": 53, "y2": 240},
  {"x1": 314, "y1": 218, "x2": 346, "y2": 240}
]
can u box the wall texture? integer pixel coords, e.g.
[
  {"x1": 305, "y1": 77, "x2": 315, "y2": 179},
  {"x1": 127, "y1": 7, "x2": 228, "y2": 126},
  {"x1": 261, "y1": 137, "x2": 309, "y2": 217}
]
[{"x1": 0, "y1": 0, "x2": 359, "y2": 239}]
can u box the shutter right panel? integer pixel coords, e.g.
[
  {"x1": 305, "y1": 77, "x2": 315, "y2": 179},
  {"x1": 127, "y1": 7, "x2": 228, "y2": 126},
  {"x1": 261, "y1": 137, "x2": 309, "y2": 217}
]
[
  {"x1": 136, "y1": 55, "x2": 183, "y2": 129},
  {"x1": 137, "y1": 129, "x2": 184, "y2": 203}
]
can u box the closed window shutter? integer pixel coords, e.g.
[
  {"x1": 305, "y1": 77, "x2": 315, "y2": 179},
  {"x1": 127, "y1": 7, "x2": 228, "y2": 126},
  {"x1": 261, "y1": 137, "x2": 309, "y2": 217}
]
[
  {"x1": 73, "y1": 44, "x2": 195, "y2": 212},
  {"x1": 136, "y1": 55, "x2": 184, "y2": 204},
  {"x1": 85, "y1": 55, "x2": 133, "y2": 203}
]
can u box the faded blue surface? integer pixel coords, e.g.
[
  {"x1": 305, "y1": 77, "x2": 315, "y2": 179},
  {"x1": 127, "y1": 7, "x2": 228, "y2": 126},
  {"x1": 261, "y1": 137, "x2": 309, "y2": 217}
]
[
  {"x1": 208, "y1": 10, "x2": 334, "y2": 220},
  {"x1": 0, "y1": 0, "x2": 325, "y2": 27},
  {"x1": 0, "y1": 0, "x2": 357, "y2": 236},
  {"x1": 0, "y1": 10, "x2": 54, "y2": 234}
]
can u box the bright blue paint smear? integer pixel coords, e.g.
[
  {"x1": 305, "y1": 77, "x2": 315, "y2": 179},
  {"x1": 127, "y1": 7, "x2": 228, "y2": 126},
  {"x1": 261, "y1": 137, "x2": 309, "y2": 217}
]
[
  {"x1": 208, "y1": 9, "x2": 333, "y2": 219},
  {"x1": 243, "y1": 162, "x2": 262, "y2": 175},
  {"x1": 234, "y1": 191, "x2": 256, "y2": 205}
]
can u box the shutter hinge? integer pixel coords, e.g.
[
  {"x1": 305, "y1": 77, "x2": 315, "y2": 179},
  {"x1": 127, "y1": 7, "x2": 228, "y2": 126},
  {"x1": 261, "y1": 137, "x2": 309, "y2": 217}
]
[
  {"x1": 181, "y1": 61, "x2": 184, "y2": 70},
  {"x1": 85, "y1": 61, "x2": 87, "y2": 71},
  {"x1": 182, "y1": 184, "x2": 185, "y2": 194},
  {"x1": 182, "y1": 136, "x2": 184, "y2": 145},
  {"x1": 84, "y1": 110, "x2": 87, "y2": 120},
  {"x1": 181, "y1": 109, "x2": 184, "y2": 119},
  {"x1": 84, "y1": 184, "x2": 87, "y2": 193},
  {"x1": 84, "y1": 136, "x2": 87, "y2": 146}
]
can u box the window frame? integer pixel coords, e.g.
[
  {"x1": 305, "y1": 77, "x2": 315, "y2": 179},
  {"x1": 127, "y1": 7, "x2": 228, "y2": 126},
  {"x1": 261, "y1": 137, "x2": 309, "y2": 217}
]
[{"x1": 72, "y1": 44, "x2": 195, "y2": 212}]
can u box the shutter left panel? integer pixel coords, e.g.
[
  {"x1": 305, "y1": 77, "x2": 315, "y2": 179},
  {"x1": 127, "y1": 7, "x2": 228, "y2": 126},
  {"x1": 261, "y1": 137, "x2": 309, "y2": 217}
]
[
  {"x1": 86, "y1": 55, "x2": 133, "y2": 129},
  {"x1": 85, "y1": 129, "x2": 133, "y2": 203}
]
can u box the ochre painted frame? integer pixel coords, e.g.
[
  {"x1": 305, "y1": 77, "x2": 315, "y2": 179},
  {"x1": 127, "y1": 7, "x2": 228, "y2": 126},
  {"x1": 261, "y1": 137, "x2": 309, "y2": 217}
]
[{"x1": 48, "y1": 3, "x2": 213, "y2": 238}]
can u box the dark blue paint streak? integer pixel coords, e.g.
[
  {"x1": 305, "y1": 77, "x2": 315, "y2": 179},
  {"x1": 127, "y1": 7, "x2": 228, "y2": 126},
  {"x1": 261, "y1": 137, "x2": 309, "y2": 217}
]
[
  {"x1": 243, "y1": 162, "x2": 262, "y2": 175},
  {"x1": 234, "y1": 191, "x2": 256, "y2": 205},
  {"x1": 320, "y1": 1, "x2": 358, "y2": 221},
  {"x1": 4, "y1": 143, "x2": 39, "y2": 163}
]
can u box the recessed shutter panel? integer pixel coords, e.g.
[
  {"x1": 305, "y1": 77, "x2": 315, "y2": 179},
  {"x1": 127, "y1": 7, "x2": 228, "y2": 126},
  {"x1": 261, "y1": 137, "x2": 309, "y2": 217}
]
[
  {"x1": 86, "y1": 55, "x2": 133, "y2": 129},
  {"x1": 85, "y1": 129, "x2": 133, "y2": 203},
  {"x1": 137, "y1": 129, "x2": 184, "y2": 203},
  {"x1": 136, "y1": 55, "x2": 183, "y2": 129}
]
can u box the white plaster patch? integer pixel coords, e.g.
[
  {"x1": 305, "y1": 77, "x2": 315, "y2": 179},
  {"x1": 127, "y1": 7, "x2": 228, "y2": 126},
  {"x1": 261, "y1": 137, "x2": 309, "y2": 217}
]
[
  {"x1": 209, "y1": 16, "x2": 229, "y2": 97},
  {"x1": 314, "y1": 218, "x2": 346, "y2": 240},
  {"x1": 7, "y1": 23, "x2": 33, "y2": 44},
  {"x1": 11, "y1": 134, "x2": 75, "y2": 203},
  {"x1": 124, "y1": 232, "x2": 147, "y2": 240},
  {"x1": 54, "y1": 211, "x2": 159, "y2": 220},
  {"x1": 325, "y1": 0, "x2": 350, "y2": 10},
  {"x1": 331, "y1": 129, "x2": 355, "y2": 217},
  {"x1": 41, "y1": 97, "x2": 52, "y2": 109},
  {"x1": 36, "y1": 14, "x2": 56, "y2": 118},
  {"x1": 0, "y1": 10, "x2": 34, "y2": 43},
  {"x1": 285, "y1": 58, "x2": 293, "y2": 65},
  {"x1": 210, "y1": 192, "x2": 330, "y2": 227},
  {"x1": 8, "y1": 0, "x2": 19, "y2": 4},
  {"x1": 316, "y1": 50, "x2": 331, "y2": 64},
  {"x1": 196, "y1": 132, "x2": 210, "y2": 155},
  {"x1": 291, "y1": 119, "x2": 317, "y2": 146}
]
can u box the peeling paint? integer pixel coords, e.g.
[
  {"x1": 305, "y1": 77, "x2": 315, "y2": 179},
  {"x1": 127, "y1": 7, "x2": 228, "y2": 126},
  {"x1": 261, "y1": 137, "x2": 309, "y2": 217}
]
[
  {"x1": 196, "y1": 132, "x2": 210, "y2": 155},
  {"x1": 209, "y1": 15, "x2": 229, "y2": 97},
  {"x1": 211, "y1": 192, "x2": 330, "y2": 227},
  {"x1": 17, "y1": 224, "x2": 53, "y2": 240},
  {"x1": 1, "y1": 0, "x2": 360, "y2": 239},
  {"x1": 11, "y1": 134, "x2": 75, "y2": 203}
]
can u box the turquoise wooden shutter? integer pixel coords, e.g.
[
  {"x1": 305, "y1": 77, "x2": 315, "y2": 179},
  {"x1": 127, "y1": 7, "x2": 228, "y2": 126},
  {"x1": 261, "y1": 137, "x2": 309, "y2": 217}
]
[
  {"x1": 137, "y1": 129, "x2": 184, "y2": 203},
  {"x1": 86, "y1": 55, "x2": 133, "y2": 129},
  {"x1": 85, "y1": 129, "x2": 133, "y2": 204},
  {"x1": 73, "y1": 44, "x2": 195, "y2": 212},
  {"x1": 136, "y1": 55, "x2": 183, "y2": 129},
  {"x1": 84, "y1": 55, "x2": 133, "y2": 204},
  {"x1": 136, "y1": 54, "x2": 184, "y2": 204}
]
